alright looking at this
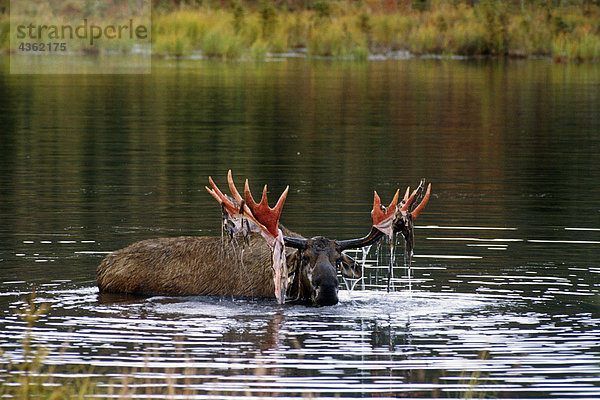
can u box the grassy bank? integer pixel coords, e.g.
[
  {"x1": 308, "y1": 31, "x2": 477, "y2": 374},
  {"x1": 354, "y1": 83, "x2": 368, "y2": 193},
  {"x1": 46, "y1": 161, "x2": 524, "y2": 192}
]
[
  {"x1": 153, "y1": 0, "x2": 600, "y2": 61},
  {"x1": 1, "y1": 1, "x2": 600, "y2": 61}
]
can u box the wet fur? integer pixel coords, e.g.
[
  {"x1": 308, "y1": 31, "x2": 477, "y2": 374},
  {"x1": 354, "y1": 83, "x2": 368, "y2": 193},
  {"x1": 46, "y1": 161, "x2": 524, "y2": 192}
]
[
  {"x1": 97, "y1": 226, "x2": 304, "y2": 298},
  {"x1": 97, "y1": 235, "x2": 272, "y2": 297}
]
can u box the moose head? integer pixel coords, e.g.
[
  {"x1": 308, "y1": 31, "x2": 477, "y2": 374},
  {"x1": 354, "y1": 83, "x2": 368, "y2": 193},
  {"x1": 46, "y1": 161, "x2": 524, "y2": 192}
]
[
  {"x1": 208, "y1": 171, "x2": 431, "y2": 306},
  {"x1": 283, "y1": 182, "x2": 430, "y2": 306}
]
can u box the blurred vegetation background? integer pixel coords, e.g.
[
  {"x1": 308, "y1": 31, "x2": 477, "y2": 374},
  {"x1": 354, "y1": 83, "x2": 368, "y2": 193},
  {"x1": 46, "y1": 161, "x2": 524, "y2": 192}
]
[{"x1": 0, "y1": 0, "x2": 599, "y2": 61}]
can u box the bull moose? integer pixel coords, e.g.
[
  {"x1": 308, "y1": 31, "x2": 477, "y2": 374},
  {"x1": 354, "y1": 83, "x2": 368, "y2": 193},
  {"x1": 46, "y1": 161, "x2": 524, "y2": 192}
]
[{"x1": 97, "y1": 171, "x2": 431, "y2": 306}]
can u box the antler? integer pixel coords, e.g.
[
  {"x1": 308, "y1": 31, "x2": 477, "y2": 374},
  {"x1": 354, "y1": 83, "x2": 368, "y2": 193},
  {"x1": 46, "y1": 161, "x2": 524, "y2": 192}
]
[
  {"x1": 394, "y1": 179, "x2": 432, "y2": 262},
  {"x1": 337, "y1": 180, "x2": 432, "y2": 251},
  {"x1": 240, "y1": 175, "x2": 289, "y2": 305},
  {"x1": 206, "y1": 170, "x2": 289, "y2": 241},
  {"x1": 244, "y1": 180, "x2": 289, "y2": 239},
  {"x1": 399, "y1": 179, "x2": 431, "y2": 220},
  {"x1": 206, "y1": 175, "x2": 240, "y2": 218},
  {"x1": 372, "y1": 188, "x2": 400, "y2": 238},
  {"x1": 206, "y1": 171, "x2": 289, "y2": 304},
  {"x1": 411, "y1": 182, "x2": 431, "y2": 219},
  {"x1": 337, "y1": 190, "x2": 398, "y2": 251}
]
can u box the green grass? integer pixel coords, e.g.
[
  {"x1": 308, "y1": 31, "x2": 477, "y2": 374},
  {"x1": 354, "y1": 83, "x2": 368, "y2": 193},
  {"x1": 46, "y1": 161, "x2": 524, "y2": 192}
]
[
  {"x1": 552, "y1": 24, "x2": 600, "y2": 62},
  {"x1": 149, "y1": 1, "x2": 600, "y2": 61}
]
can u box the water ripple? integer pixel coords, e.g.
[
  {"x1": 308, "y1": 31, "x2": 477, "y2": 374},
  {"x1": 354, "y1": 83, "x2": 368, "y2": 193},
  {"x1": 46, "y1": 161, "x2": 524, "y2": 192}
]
[{"x1": 2, "y1": 224, "x2": 600, "y2": 397}]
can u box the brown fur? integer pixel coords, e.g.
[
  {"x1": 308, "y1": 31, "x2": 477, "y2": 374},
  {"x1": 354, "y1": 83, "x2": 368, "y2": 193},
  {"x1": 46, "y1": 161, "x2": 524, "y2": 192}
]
[
  {"x1": 96, "y1": 224, "x2": 362, "y2": 305},
  {"x1": 97, "y1": 224, "x2": 308, "y2": 298},
  {"x1": 97, "y1": 234, "x2": 275, "y2": 297}
]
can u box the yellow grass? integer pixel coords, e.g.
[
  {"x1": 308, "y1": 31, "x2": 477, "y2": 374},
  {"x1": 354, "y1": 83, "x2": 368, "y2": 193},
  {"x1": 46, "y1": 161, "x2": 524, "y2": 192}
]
[{"x1": 1, "y1": 1, "x2": 599, "y2": 61}]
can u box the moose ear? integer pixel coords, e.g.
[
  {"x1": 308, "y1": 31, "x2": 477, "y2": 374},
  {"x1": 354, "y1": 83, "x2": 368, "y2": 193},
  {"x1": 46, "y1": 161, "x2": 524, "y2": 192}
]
[
  {"x1": 339, "y1": 253, "x2": 362, "y2": 279},
  {"x1": 286, "y1": 250, "x2": 301, "y2": 272}
]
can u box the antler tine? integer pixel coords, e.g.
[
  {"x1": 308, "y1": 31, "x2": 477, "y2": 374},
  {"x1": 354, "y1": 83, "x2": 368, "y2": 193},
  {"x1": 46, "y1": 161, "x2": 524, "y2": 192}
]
[
  {"x1": 244, "y1": 180, "x2": 261, "y2": 211},
  {"x1": 244, "y1": 179, "x2": 289, "y2": 238},
  {"x1": 402, "y1": 186, "x2": 410, "y2": 204},
  {"x1": 411, "y1": 182, "x2": 431, "y2": 220},
  {"x1": 205, "y1": 176, "x2": 238, "y2": 216},
  {"x1": 373, "y1": 191, "x2": 382, "y2": 215},
  {"x1": 371, "y1": 189, "x2": 399, "y2": 227},
  {"x1": 227, "y1": 170, "x2": 245, "y2": 207},
  {"x1": 406, "y1": 179, "x2": 425, "y2": 212},
  {"x1": 273, "y1": 185, "x2": 289, "y2": 217},
  {"x1": 400, "y1": 186, "x2": 417, "y2": 212}
]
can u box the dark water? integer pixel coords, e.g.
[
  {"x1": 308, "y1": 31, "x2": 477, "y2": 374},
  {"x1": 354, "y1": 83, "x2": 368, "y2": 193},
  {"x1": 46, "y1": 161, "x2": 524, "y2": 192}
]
[{"x1": 1, "y1": 56, "x2": 600, "y2": 398}]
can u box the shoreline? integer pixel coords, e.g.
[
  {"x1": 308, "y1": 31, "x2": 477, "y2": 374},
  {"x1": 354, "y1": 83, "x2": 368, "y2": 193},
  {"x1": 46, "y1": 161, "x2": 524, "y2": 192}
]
[
  {"x1": 0, "y1": 47, "x2": 573, "y2": 64},
  {"x1": 0, "y1": 48, "x2": 556, "y2": 64}
]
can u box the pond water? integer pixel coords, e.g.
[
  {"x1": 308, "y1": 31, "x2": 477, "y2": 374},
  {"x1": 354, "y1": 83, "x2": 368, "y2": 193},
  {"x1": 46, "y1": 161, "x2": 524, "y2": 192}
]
[{"x1": 1, "y1": 56, "x2": 600, "y2": 398}]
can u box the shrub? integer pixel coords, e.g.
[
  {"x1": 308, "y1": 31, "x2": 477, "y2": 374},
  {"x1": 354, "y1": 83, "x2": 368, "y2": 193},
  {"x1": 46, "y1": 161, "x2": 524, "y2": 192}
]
[
  {"x1": 249, "y1": 39, "x2": 268, "y2": 60},
  {"x1": 0, "y1": 16, "x2": 9, "y2": 52},
  {"x1": 202, "y1": 27, "x2": 243, "y2": 59},
  {"x1": 141, "y1": 1, "x2": 600, "y2": 62},
  {"x1": 308, "y1": 20, "x2": 367, "y2": 59}
]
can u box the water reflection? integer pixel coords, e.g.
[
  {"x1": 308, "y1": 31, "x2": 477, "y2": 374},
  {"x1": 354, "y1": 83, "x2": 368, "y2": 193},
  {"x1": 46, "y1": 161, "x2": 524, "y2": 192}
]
[
  {"x1": 1, "y1": 56, "x2": 600, "y2": 397},
  {"x1": 1, "y1": 57, "x2": 599, "y2": 241},
  {"x1": 2, "y1": 281, "x2": 600, "y2": 398}
]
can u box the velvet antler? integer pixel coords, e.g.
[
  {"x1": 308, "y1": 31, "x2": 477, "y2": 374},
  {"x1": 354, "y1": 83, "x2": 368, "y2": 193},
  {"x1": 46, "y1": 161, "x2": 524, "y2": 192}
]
[
  {"x1": 244, "y1": 180, "x2": 289, "y2": 239},
  {"x1": 206, "y1": 170, "x2": 288, "y2": 241},
  {"x1": 206, "y1": 175, "x2": 240, "y2": 217},
  {"x1": 206, "y1": 171, "x2": 290, "y2": 304},
  {"x1": 337, "y1": 190, "x2": 399, "y2": 250},
  {"x1": 399, "y1": 179, "x2": 431, "y2": 220},
  {"x1": 338, "y1": 180, "x2": 432, "y2": 251},
  {"x1": 411, "y1": 182, "x2": 431, "y2": 219}
]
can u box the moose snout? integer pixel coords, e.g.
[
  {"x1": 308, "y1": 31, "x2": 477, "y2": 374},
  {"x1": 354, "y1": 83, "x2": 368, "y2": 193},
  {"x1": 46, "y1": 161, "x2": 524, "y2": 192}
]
[
  {"x1": 312, "y1": 262, "x2": 339, "y2": 306},
  {"x1": 314, "y1": 283, "x2": 338, "y2": 306}
]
